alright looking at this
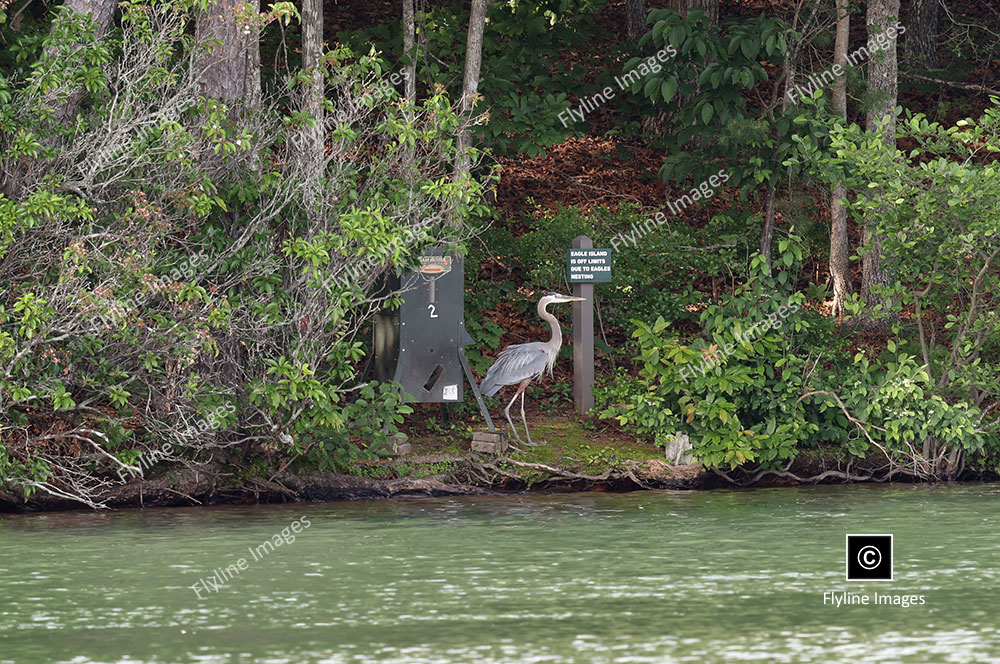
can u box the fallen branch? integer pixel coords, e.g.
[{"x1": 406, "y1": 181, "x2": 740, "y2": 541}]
[
  {"x1": 158, "y1": 486, "x2": 204, "y2": 504},
  {"x1": 798, "y1": 389, "x2": 899, "y2": 469},
  {"x1": 499, "y1": 458, "x2": 615, "y2": 482},
  {"x1": 902, "y1": 72, "x2": 1000, "y2": 97},
  {"x1": 24, "y1": 481, "x2": 108, "y2": 509}
]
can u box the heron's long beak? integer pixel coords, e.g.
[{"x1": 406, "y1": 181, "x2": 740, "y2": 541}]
[{"x1": 565, "y1": 297, "x2": 586, "y2": 302}]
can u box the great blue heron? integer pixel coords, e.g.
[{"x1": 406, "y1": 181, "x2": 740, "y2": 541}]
[{"x1": 479, "y1": 292, "x2": 584, "y2": 446}]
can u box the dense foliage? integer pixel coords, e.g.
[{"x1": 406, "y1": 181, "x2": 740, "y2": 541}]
[
  {"x1": 2, "y1": 0, "x2": 999, "y2": 507},
  {"x1": 598, "y1": 237, "x2": 996, "y2": 477},
  {"x1": 0, "y1": 0, "x2": 487, "y2": 505}
]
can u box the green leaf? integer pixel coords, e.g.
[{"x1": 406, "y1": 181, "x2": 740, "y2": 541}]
[
  {"x1": 670, "y1": 24, "x2": 685, "y2": 46},
  {"x1": 661, "y1": 78, "x2": 677, "y2": 103},
  {"x1": 644, "y1": 76, "x2": 660, "y2": 98},
  {"x1": 701, "y1": 103, "x2": 714, "y2": 124}
]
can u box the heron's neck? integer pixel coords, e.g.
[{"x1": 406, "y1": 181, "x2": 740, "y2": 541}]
[{"x1": 538, "y1": 300, "x2": 562, "y2": 349}]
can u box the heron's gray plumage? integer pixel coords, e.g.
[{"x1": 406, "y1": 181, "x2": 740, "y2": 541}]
[
  {"x1": 478, "y1": 292, "x2": 584, "y2": 445},
  {"x1": 480, "y1": 341, "x2": 551, "y2": 397}
]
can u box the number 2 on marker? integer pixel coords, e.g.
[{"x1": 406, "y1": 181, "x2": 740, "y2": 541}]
[{"x1": 428, "y1": 304, "x2": 438, "y2": 318}]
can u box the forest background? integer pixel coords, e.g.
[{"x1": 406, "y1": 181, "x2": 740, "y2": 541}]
[{"x1": 1, "y1": 0, "x2": 999, "y2": 508}]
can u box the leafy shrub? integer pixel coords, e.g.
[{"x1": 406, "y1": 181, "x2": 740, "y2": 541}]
[
  {"x1": 600, "y1": 242, "x2": 824, "y2": 469},
  {"x1": 601, "y1": 232, "x2": 997, "y2": 476},
  {"x1": 814, "y1": 352, "x2": 989, "y2": 465},
  {"x1": 789, "y1": 100, "x2": 1000, "y2": 476},
  {"x1": 0, "y1": 3, "x2": 488, "y2": 505},
  {"x1": 307, "y1": 382, "x2": 413, "y2": 471}
]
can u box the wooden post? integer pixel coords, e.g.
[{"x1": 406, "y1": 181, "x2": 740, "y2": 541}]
[{"x1": 572, "y1": 235, "x2": 595, "y2": 413}]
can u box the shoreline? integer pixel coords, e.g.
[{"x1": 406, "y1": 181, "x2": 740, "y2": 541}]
[{"x1": 2, "y1": 451, "x2": 995, "y2": 513}]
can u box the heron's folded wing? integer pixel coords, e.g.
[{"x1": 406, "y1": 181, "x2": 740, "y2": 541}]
[{"x1": 483, "y1": 342, "x2": 550, "y2": 390}]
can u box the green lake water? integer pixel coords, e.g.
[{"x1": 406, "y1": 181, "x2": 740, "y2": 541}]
[{"x1": 2, "y1": 483, "x2": 999, "y2": 663}]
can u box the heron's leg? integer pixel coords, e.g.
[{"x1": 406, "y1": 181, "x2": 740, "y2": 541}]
[
  {"x1": 520, "y1": 385, "x2": 547, "y2": 447},
  {"x1": 503, "y1": 388, "x2": 524, "y2": 444}
]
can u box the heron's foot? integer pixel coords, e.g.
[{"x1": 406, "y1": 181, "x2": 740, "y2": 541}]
[
  {"x1": 522, "y1": 439, "x2": 547, "y2": 447},
  {"x1": 507, "y1": 427, "x2": 525, "y2": 444}
]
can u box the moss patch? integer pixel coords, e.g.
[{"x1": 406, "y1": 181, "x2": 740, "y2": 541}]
[
  {"x1": 395, "y1": 414, "x2": 666, "y2": 486},
  {"x1": 504, "y1": 419, "x2": 663, "y2": 476}
]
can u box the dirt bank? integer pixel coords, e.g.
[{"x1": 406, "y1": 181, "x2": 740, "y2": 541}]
[{"x1": 0, "y1": 455, "x2": 709, "y2": 512}]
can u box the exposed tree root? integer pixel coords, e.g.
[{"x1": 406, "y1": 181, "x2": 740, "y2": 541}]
[
  {"x1": 0, "y1": 463, "x2": 488, "y2": 512},
  {"x1": 463, "y1": 456, "x2": 702, "y2": 491},
  {"x1": 3, "y1": 443, "x2": 987, "y2": 513},
  {"x1": 716, "y1": 468, "x2": 881, "y2": 486}
]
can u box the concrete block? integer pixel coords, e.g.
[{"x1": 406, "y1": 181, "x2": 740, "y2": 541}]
[
  {"x1": 471, "y1": 431, "x2": 508, "y2": 454},
  {"x1": 663, "y1": 432, "x2": 694, "y2": 465},
  {"x1": 389, "y1": 434, "x2": 412, "y2": 455}
]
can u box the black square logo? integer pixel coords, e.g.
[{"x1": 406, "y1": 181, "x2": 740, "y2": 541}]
[{"x1": 846, "y1": 534, "x2": 893, "y2": 581}]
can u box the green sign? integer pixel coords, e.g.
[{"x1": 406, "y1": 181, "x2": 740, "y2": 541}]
[{"x1": 567, "y1": 248, "x2": 612, "y2": 283}]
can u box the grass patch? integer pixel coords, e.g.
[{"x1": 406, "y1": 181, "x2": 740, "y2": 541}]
[{"x1": 507, "y1": 420, "x2": 662, "y2": 476}]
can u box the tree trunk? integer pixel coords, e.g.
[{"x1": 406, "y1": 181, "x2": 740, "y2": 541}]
[
  {"x1": 49, "y1": 0, "x2": 117, "y2": 44},
  {"x1": 906, "y1": 0, "x2": 939, "y2": 68},
  {"x1": 760, "y1": 3, "x2": 800, "y2": 268},
  {"x1": 194, "y1": 0, "x2": 261, "y2": 392},
  {"x1": 402, "y1": 0, "x2": 417, "y2": 103},
  {"x1": 685, "y1": 0, "x2": 717, "y2": 25},
  {"x1": 401, "y1": 0, "x2": 418, "y2": 187},
  {"x1": 626, "y1": 0, "x2": 646, "y2": 40},
  {"x1": 830, "y1": 0, "x2": 851, "y2": 317},
  {"x1": 453, "y1": 0, "x2": 488, "y2": 214},
  {"x1": 195, "y1": 0, "x2": 260, "y2": 107},
  {"x1": 862, "y1": 0, "x2": 899, "y2": 334},
  {"x1": 298, "y1": 0, "x2": 324, "y2": 173},
  {"x1": 760, "y1": 49, "x2": 795, "y2": 266},
  {"x1": 46, "y1": 0, "x2": 118, "y2": 123},
  {"x1": 760, "y1": 186, "x2": 776, "y2": 266}
]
